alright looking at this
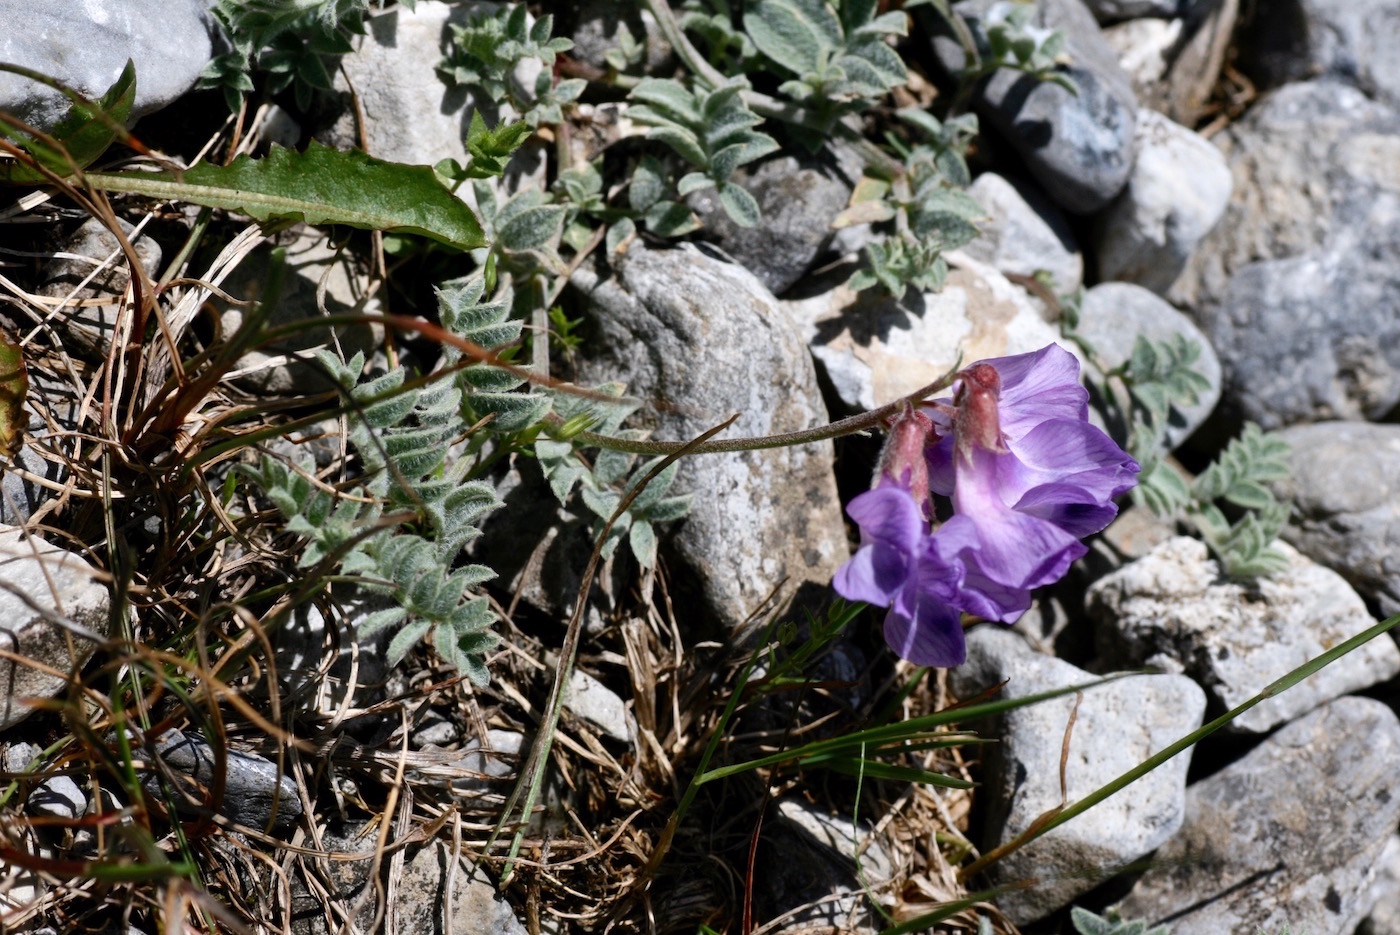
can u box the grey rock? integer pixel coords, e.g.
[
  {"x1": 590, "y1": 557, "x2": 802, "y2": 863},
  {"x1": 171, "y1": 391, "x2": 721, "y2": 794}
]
[
  {"x1": 1083, "y1": 0, "x2": 1182, "y2": 21},
  {"x1": 0, "y1": 433, "x2": 63, "y2": 527},
  {"x1": 1269, "y1": 421, "x2": 1400, "y2": 618},
  {"x1": 293, "y1": 823, "x2": 524, "y2": 935},
  {"x1": 1088, "y1": 537, "x2": 1400, "y2": 733},
  {"x1": 5, "y1": 742, "x2": 88, "y2": 821},
  {"x1": 0, "y1": 526, "x2": 110, "y2": 730},
  {"x1": 565, "y1": 668, "x2": 632, "y2": 743},
  {"x1": 948, "y1": 625, "x2": 1205, "y2": 925},
  {"x1": 318, "y1": 1, "x2": 545, "y2": 193},
  {"x1": 412, "y1": 711, "x2": 461, "y2": 748},
  {"x1": 933, "y1": 0, "x2": 1139, "y2": 214},
  {"x1": 1237, "y1": 0, "x2": 1400, "y2": 111},
  {"x1": 145, "y1": 729, "x2": 302, "y2": 830},
  {"x1": 35, "y1": 218, "x2": 163, "y2": 360},
  {"x1": 964, "y1": 172, "x2": 1084, "y2": 293},
  {"x1": 1359, "y1": 835, "x2": 1400, "y2": 935},
  {"x1": 688, "y1": 155, "x2": 852, "y2": 295},
  {"x1": 1098, "y1": 504, "x2": 1178, "y2": 564},
  {"x1": 570, "y1": 242, "x2": 848, "y2": 631},
  {"x1": 1169, "y1": 81, "x2": 1400, "y2": 429},
  {"x1": 566, "y1": 0, "x2": 673, "y2": 74},
  {"x1": 216, "y1": 226, "x2": 378, "y2": 395},
  {"x1": 1094, "y1": 109, "x2": 1232, "y2": 295},
  {"x1": 1076, "y1": 282, "x2": 1221, "y2": 449},
  {"x1": 0, "y1": 0, "x2": 214, "y2": 131},
  {"x1": 785, "y1": 251, "x2": 1074, "y2": 413},
  {"x1": 1102, "y1": 17, "x2": 1182, "y2": 96},
  {"x1": 1114, "y1": 697, "x2": 1400, "y2": 934},
  {"x1": 754, "y1": 798, "x2": 894, "y2": 930},
  {"x1": 448, "y1": 729, "x2": 523, "y2": 794}
]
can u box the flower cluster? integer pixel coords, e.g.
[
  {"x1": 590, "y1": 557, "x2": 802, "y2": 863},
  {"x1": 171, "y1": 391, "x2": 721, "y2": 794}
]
[{"x1": 834, "y1": 345, "x2": 1139, "y2": 667}]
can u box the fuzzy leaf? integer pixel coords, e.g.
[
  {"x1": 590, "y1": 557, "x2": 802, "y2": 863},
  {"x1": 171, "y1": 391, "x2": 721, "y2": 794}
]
[
  {"x1": 89, "y1": 142, "x2": 486, "y2": 250},
  {"x1": 718, "y1": 181, "x2": 761, "y2": 227},
  {"x1": 386, "y1": 618, "x2": 432, "y2": 666},
  {"x1": 497, "y1": 202, "x2": 566, "y2": 253}
]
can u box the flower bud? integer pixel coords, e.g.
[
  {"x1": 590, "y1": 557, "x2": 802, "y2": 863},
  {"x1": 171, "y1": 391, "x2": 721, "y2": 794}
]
[
  {"x1": 876, "y1": 403, "x2": 934, "y2": 512},
  {"x1": 954, "y1": 362, "x2": 1007, "y2": 464}
]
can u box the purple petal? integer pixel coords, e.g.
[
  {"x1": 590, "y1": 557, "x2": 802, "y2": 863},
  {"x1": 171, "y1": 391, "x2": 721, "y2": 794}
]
[
  {"x1": 926, "y1": 433, "x2": 956, "y2": 496},
  {"x1": 884, "y1": 591, "x2": 967, "y2": 667},
  {"x1": 986, "y1": 345, "x2": 1088, "y2": 433},
  {"x1": 1003, "y1": 419, "x2": 1140, "y2": 503},
  {"x1": 1011, "y1": 482, "x2": 1119, "y2": 537},
  {"x1": 834, "y1": 544, "x2": 905, "y2": 606},
  {"x1": 847, "y1": 485, "x2": 925, "y2": 554}
]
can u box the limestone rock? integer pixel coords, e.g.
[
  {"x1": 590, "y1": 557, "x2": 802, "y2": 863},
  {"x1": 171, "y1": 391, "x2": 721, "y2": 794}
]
[
  {"x1": 1094, "y1": 109, "x2": 1232, "y2": 295},
  {"x1": 949, "y1": 626, "x2": 1205, "y2": 924},
  {"x1": 0, "y1": 0, "x2": 214, "y2": 131},
  {"x1": 1237, "y1": 0, "x2": 1400, "y2": 111},
  {"x1": 1169, "y1": 81, "x2": 1400, "y2": 429},
  {"x1": 570, "y1": 242, "x2": 848, "y2": 631},
  {"x1": 0, "y1": 526, "x2": 110, "y2": 730},
  {"x1": 1269, "y1": 421, "x2": 1400, "y2": 617},
  {"x1": 688, "y1": 154, "x2": 852, "y2": 295},
  {"x1": 1075, "y1": 282, "x2": 1221, "y2": 449},
  {"x1": 1115, "y1": 697, "x2": 1400, "y2": 934},
  {"x1": 932, "y1": 0, "x2": 1139, "y2": 214},
  {"x1": 1088, "y1": 537, "x2": 1400, "y2": 733},
  {"x1": 786, "y1": 251, "x2": 1074, "y2": 414},
  {"x1": 964, "y1": 172, "x2": 1083, "y2": 294}
]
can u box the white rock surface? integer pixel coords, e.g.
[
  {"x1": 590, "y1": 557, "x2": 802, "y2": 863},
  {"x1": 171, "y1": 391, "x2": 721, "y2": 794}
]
[
  {"x1": 1075, "y1": 282, "x2": 1222, "y2": 449},
  {"x1": 785, "y1": 251, "x2": 1077, "y2": 413},
  {"x1": 1359, "y1": 835, "x2": 1400, "y2": 935},
  {"x1": 565, "y1": 668, "x2": 632, "y2": 743},
  {"x1": 572, "y1": 242, "x2": 848, "y2": 631},
  {"x1": 1102, "y1": 17, "x2": 1183, "y2": 93},
  {"x1": 0, "y1": 0, "x2": 214, "y2": 130},
  {"x1": 964, "y1": 173, "x2": 1084, "y2": 293},
  {"x1": 0, "y1": 526, "x2": 110, "y2": 730},
  {"x1": 1095, "y1": 109, "x2": 1233, "y2": 294},
  {"x1": 1116, "y1": 697, "x2": 1400, "y2": 934},
  {"x1": 1088, "y1": 537, "x2": 1400, "y2": 732},
  {"x1": 319, "y1": 1, "x2": 544, "y2": 193},
  {"x1": 949, "y1": 626, "x2": 1205, "y2": 924}
]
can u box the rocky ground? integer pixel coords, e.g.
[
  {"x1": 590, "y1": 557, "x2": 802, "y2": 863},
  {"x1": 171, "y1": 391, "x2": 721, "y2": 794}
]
[{"x1": 2, "y1": 0, "x2": 1400, "y2": 933}]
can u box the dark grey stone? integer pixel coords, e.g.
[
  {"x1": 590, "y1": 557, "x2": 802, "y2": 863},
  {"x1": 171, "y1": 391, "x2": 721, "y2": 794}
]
[
  {"x1": 1269, "y1": 421, "x2": 1400, "y2": 618},
  {"x1": 932, "y1": 0, "x2": 1139, "y2": 214},
  {"x1": 1114, "y1": 697, "x2": 1400, "y2": 934},
  {"x1": 570, "y1": 242, "x2": 848, "y2": 631},
  {"x1": 948, "y1": 626, "x2": 1205, "y2": 924},
  {"x1": 145, "y1": 729, "x2": 302, "y2": 830},
  {"x1": 564, "y1": 0, "x2": 673, "y2": 74},
  {"x1": 687, "y1": 155, "x2": 852, "y2": 295},
  {"x1": 1169, "y1": 81, "x2": 1400, "y2": 429},
  {"x1": 1083, "y1": 0, "x2": 1183, "y2": 21},
  {"x1": 0, "y1": 0, "x2": 215, "y2": 131},
  {"x1": 1237, "y1": 0, "x2": 1400, "y2": 110}
]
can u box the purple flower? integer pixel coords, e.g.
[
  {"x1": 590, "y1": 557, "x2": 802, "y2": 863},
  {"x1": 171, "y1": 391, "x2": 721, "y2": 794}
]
[
  {"x1": 832, "y1": 344, "x2": 1139, "y2": 667},
  {"x1": 834, "y1": 485, "x2": 967, "y2": 667}
]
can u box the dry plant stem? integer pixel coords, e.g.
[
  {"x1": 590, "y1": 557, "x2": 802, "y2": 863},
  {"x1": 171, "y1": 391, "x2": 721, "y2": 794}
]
[
  {"x1": 957, "y1": 611, "x2": 1400, "y2": 884},
  {"x1": 486, "y1": 413, "x2": 741, "y2": 885}
]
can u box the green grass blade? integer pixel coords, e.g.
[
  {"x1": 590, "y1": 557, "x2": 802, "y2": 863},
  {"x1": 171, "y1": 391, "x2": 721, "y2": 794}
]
[
  {"x1": 878, "y1": 885, "x2": 1028, "y2": 935},
  {"x1": 87, "y1": 141, "x2": 486, "y2": 251}
]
